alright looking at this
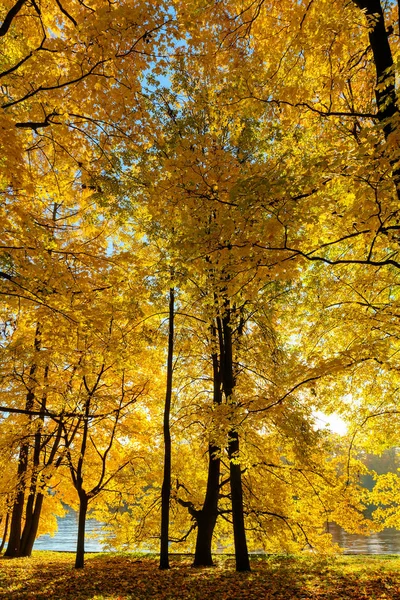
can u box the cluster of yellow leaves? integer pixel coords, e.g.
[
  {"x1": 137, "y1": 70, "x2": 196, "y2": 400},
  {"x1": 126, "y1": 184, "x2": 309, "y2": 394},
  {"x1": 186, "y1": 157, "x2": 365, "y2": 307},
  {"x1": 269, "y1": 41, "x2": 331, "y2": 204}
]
[{"x1": 3, "y1": 0, "x2": 400, "y2": 559}]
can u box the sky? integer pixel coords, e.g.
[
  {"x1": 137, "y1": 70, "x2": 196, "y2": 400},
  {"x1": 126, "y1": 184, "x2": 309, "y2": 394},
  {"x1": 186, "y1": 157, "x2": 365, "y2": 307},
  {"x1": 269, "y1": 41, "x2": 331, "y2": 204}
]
[{"x1": 314, "y1": 410, "x2": 348, "y2": 435}]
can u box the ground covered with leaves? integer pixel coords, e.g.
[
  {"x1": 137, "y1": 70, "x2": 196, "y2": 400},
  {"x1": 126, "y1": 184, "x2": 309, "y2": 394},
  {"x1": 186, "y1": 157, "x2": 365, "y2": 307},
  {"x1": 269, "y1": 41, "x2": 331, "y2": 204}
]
[{"x1": 0, "y1": 552, "x2": 399, "y2": 599}]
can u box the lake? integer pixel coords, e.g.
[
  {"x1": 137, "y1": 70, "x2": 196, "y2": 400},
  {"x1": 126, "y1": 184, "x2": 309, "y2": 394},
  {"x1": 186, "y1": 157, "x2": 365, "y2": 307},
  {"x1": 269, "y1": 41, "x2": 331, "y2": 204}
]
[
  {"x1": 32, "y1": 510, "x2": 400, "y2": 554},
  {"x1": 328, "y1": 522, "x2": 400, "y2": 555},
  {"x1": 33, "y1": 508, "x2": 106, "y2": 552}
]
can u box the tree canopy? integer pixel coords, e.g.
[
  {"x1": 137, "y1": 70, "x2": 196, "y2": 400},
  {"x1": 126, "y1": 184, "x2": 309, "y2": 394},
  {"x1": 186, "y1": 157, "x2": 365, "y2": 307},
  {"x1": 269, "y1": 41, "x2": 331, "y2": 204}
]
[{"x1": 1, "y1": 0, "x2": 400, "y2": 573}]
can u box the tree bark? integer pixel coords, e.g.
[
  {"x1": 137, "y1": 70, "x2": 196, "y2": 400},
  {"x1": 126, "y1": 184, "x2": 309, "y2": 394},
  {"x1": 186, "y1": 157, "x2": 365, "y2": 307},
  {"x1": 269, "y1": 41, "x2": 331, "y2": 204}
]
[
  {"x1": 4, "y1": 370, "x2": 37, "y2": 557},
  {"x1": 192, "y1": 346, "x2": 222, "y2": 567},
  {"x1": 5, "y1": 324, "x2": 41, "y2": 558},
  {"x1": 4, "y1": 457, "x2": 27, "y2": 557},
  {"x1": 353, "y1": 0, "x2": 400, "y2": 196},
  {"x1": 20, "y1": 493, "x2": 44, "y2": 557},
  {"x1": 221, "y1": 311, "x2": 250, "y2": 572},
  {"x1": 160, "y1": 287, "x2": 175, "y2": 570},
  {"x1": 73, "y1": 385, "x2": 91, "y2": 569},
  {"x1": 75, "y1": 493, "x2": 88, "y2": 569},
  {"x1": 192, "y1": 442, "x2": 220, "y2": 566},
  {"x1": 228, "y1": 429, "x2": 250, "y2": 571},
  {"x1": 20, "y1": 365, "x2": 49, "y2": 557}
]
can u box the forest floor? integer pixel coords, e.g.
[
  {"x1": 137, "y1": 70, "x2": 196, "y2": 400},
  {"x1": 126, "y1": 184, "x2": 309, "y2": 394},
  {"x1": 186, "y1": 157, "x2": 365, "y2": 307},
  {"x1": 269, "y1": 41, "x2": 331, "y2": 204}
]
[{"x1": 0, "y1": 552, "x2": 399, "y2": 599}]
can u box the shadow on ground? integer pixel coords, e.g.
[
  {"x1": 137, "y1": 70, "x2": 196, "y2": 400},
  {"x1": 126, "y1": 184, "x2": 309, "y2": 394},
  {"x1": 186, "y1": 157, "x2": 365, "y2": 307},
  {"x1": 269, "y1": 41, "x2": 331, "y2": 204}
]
[{"x1": 0, "y1": 553, "x2": 399, "y2": 599}]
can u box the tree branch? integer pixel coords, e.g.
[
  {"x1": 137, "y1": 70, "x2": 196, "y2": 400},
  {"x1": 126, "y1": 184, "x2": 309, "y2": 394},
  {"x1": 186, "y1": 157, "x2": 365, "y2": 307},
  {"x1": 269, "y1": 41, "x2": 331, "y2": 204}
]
[{"x1": 0, "y1": 0, "x2": 27, "y2": 37}]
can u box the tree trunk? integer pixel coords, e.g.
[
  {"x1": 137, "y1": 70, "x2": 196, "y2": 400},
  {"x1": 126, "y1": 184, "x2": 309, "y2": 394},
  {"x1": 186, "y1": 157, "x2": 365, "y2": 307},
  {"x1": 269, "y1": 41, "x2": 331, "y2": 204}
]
[
  {"x1": 193, "y1": 347, "x2": 221, "y2": 567},
  {"x1": 193, "y1": 443, "x2": 220, "y2": 566},
  {"x1": 20, "y1": 366, "x2": 48, "y2": 557},
  {"x1": 19, "y1": 492, "x2": 34, "y2": 557},
  {"x1": 228, "y1": 430, "x2": 250, "y2": 572},
  {"x1": 0, "y1": 512, "x2": 10, "y2": 553},
  {"x1": 221, "y1": 311, "x2": 250, "y2": 572},
  {"x1": 4, "y1": 477, "x2": 25, "y2": 557},
  {"x1": 20, "y1": 493, "x2": 44, "y2": 557},
  {"x1": 75, "y1": 493, "x2": 88, "y2": 569},
  {"x1": 160, "y1": 287, "x2": 174, "y2": 570},
  {"x1": 4, "y1": 374, "x2": 37, "y2": 557},
  {"x1": 353, "y1": 0, "x2": 400, "y2": 197},
  {"x1": 5, "y1": 324, "x2": 41, "y2": 558}
]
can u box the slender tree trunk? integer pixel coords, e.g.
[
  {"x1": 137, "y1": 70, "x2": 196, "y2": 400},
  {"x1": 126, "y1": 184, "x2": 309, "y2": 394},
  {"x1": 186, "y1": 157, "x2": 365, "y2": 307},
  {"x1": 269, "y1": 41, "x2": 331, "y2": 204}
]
[
  {"x1": 221, "y1": 311, "x2": 250, "y2": 572},
  {"x1": 160, "y1": 287, "x2": 175, "y2": 570},
  {"x1": 75, "y1": 493, "x2": 88, "y2": 569},
  {"x1": 0, "y1": 512, "x2": 10, "y2": 553},
  {"x1": 74, "y1": 398, "x2": 90, "y2": 570}
]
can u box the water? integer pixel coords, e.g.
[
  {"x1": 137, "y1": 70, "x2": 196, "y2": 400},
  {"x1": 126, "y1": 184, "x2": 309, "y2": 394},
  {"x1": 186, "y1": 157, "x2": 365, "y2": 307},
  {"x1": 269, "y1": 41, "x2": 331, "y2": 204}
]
[
  {"x1": 33, "y1": 508, "x2": 106, "y2": 552},
  {"x1": 32, "y1": 511, "x2": 400, "y2": 554},
  {"x1": 328, "y1": 522, "x2": 400, "y2": 555}
]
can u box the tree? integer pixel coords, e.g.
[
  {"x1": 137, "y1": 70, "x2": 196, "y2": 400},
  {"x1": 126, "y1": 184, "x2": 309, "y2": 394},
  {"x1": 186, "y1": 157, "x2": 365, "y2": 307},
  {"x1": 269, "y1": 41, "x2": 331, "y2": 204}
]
[
  {"x1": 133, "y1": 72, "x2": 371, "y2": 567},
  {"x1": 3, "y1": 0, "x2": 400, "y2": 570},
  {"x1": 160, "y1": 286, "x2": 175, "y2": 569},
  {"x1": 61, "y1": 360, "x2": 146, "y2": 569}
]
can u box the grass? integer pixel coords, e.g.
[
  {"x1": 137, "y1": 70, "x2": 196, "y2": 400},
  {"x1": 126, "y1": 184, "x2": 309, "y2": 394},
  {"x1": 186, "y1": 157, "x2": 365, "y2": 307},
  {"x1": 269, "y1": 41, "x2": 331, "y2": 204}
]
[{"x1": 0, "y1": 552, "x2": 400, "y2": 599}]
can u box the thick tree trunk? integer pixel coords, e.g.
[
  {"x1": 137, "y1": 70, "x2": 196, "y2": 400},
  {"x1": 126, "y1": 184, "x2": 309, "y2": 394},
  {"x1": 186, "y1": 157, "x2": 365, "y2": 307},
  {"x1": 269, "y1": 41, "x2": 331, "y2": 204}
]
[
  {"x1": 160, "y1": 287, "x2": 174, "y2": 570},
  {"x1": 20, "y1": 493, "x2": 44, "y2": 557},
  {"x1": 4, "y1": 478, "x2": 25, "y2": 557},
  {"x1": 20, "y1": 488, "x2": 35, "y2": 554},
  {"x1": 75, "y1": 493, "x2": 88, "y2": 569},
  {"x1": 193, "y1": 513, "x2": 216, "y2": 566},
  {"x1": 193, "y1": 348, "x2": 222, "y2": 567},
  {"x1": 193, "y1": 442, "x2": 220, "y2": 566}
]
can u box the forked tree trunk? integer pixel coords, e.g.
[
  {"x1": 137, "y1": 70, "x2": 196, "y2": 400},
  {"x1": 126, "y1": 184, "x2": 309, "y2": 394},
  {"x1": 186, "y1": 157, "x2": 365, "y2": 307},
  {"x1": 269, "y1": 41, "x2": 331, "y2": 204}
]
[
  {"x1": 5, "y1": 324, "x2": 41, "y2": 558},
  {"x1": 4, "y1": 464, "x2": 27, "y2": 557},
  {"x1": 20, "y1": 493, "x2": 44, "y2": 557},
  {"x1": 20, "y1": 366, "x2": 55, "y2": 557},
  {"x1": 20, "y1": 368, "x2": 45, "y2": 556},
  {"x1": 5, "y1": 376, "x2": 38, "y2": 557},
  {"x1": 160, "y1": 287, "x2": 175, "y2": 570},
  {"x1": 193, "y1": 442, "x2": 220, "y2": 566},
  {"x1": 20, "y1": 418, "x2": 62, "y2": 557},
  {"x1": 192, "y1": 348, "x2": 222, "y2": 567}
]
